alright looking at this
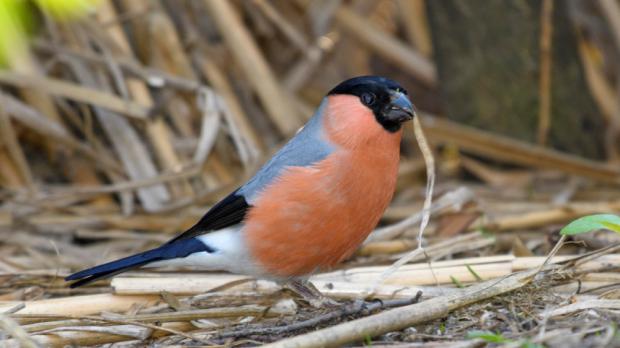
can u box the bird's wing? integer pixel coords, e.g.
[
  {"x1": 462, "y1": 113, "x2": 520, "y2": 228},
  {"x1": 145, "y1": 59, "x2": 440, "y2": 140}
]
[
  {"x1": 168, "y1": 190, "x2": 250, "y2": 243},
  {"x1": 169, "y1": 99, "x2": 335, "y2": 242}
]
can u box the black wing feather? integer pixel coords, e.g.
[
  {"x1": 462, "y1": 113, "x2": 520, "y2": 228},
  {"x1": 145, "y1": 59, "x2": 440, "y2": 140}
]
[{"x1": 168, "y1": 190, "x2": 250, "y2": 243}]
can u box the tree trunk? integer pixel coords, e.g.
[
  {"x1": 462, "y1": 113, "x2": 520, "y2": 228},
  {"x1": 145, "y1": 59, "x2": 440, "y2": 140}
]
[{"x1": 427, "y1": 0, "x2": 606, "y2": 159}]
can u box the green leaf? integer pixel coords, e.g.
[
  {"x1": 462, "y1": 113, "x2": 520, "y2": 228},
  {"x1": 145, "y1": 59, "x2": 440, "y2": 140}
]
[
  {"x1": 450, "y1": 275, "x2": 464, "y2": 288},
  {"x1": 35, "y1": 0, "x2": 99, "y2": 20},
  {"x1": 560, "y1": 214, "x2": 620, "y2": 236},
  {"x1": 466, "y1": 330, "x2": 509, "y2": 343},
  {"x1": 465, "y1": 264, "x2": 483, "y2": 281}
]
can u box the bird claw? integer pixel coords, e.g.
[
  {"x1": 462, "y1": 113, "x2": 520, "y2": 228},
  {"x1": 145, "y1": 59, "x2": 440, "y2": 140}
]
[{"x1": 284, "y1": 279, "x2": 340, "y2": 309}]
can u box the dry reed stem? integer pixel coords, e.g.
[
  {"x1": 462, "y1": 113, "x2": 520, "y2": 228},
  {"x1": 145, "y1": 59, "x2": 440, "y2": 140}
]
[
  {"x1": 537, "y1": 0, "x2": 554, "y2": 145},
  {"x1": 263, "y1": 269, "x2": 538, "y2": 348},
  {"x1": 335, "y1": 7, "x2": 436, "y2": 87},
  {"x1": 0, "y1": 71, "x2": 150, "y2": 120},
  {"x1": 203, "y1": 0, "x2": 301, "y2": 135},
  {"x1": 420, "y1": 114, "x2": 620, "y2": 183}
]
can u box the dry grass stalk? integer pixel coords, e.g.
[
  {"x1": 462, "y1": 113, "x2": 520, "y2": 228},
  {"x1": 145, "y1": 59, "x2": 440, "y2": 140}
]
[
  {"x1": 263, "y1": 268, "x2": 539, "y2": 348},
  {"x1": 97, "y1": 0, "x2": 191, "y2": 199},
  {"x1": 366, "y1": 187, "x2": 473, "y2": 243},
  {"x1": 0, "y1": 313, "x2": 39, "y2": 348},
  {"x1": 0, "y1": 71, "x2": 150, "y2": 120},
  {"x1": 543, "y1": 299, "x2": 620, "y2": 317},
  {"x1": 10, "y1": 294, "x2": 159, "y2": 317},
  {"x1": 1, "y1": 2, "x2": 619, "y2": 347},
  {"x1": 537, "y1": 0, "x2": 554, "y2": 145},
  {"x1": 203, "y1": 0, "x2": 301, "y2": 135},
  {"x1": 335, "y1": 7, "x2": 436, "y2": 87},
  {"x1": 111, "y1": 275, "x2": 455, "y2": 299},
  {"x1": 421, "y1": 114, "x2": 620, "y2": 183}
]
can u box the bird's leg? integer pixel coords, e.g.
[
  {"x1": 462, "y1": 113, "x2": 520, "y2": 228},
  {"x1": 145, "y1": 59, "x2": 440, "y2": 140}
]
[{"x1": 283, "y1": 279, "x2": 340, "y2": 308}]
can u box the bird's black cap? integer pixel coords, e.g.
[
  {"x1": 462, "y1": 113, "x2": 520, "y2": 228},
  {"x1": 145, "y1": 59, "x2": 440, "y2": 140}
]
[{"x1": 328, "y1": 76, "x2": 414, "y2": 132}]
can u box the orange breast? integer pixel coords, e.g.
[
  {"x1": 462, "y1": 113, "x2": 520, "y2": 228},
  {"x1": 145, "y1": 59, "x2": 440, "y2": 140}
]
[{"x1": 244, "y1": 95, "x2": 402, "y2": 277}]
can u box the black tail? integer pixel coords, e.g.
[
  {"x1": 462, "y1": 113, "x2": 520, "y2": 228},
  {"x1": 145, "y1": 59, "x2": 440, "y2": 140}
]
[{"x1": 65, "y1": 238, "x2": 213, "y2": 288}]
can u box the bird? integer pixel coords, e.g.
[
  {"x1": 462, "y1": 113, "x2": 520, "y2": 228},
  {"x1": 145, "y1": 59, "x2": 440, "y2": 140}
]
[{"x1": 65, "y1": 76, "x2": 415, "y2": 291}]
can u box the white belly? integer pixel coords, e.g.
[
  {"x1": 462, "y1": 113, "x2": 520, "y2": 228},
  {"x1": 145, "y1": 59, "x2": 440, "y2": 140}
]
[{"x1": 146, "y1": 227, "x2": 265, "y2": 276}]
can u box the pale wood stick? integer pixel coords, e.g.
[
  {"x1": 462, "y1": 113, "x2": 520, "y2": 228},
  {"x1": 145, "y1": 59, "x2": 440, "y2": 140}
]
[
  {"x1": 582, "y1": 272, "x2": 620, "y2": 282},
  {"x1": 112, "y1": 274, "x2": 256, "y2": 295},
  {"x1": 262, "y1": 269, "x2": 538, "y2": 348},
  {"x1": 552, "y1": 281, "x2": 619, "y2": 294},
  {"x1": 0, "y1": 70, "x2": 149, "y2": 120},
  {"x1": 316, "y1": 261, "x2": 514, "y2": 286},
  {"x1": 3, "y1": 322, "x2": 192, "y2": 348},
  {"x1": 102, "y1": 304, "x2": 295, "y2": 322},
  {"x1": 0, "y1": 313, "x2": 39, "y2": 348},
  {"x1": 335, "y1": 6, "x2": 436, "y2": 87},
  {"x1": 10, "y1": 294, "x2": 159, "y2": 316},
  {"x1": 514, "y1": 254, "x2": 620, "y2": 270},
  {"x1": 315, "y1": 281, "x2": 458, "y2": 300},
  {"x1": 112, "y1": 256, "x2": 516, "y2": 294},
  {"x1": 543, "y1": 299, "x2": 620, "y2": 318},
  {"x1": 477, "y1": 200, "x2": 620, "y2": 232},
  {"x1": 111, "y1": 274, "x2": 456, "y2": 299},
  {"x1": 203, "y1": 0, "x2": 301, "y2": 135},
  {"x1": 420, "y1": 114, "x2": 620, "y2": 183}
]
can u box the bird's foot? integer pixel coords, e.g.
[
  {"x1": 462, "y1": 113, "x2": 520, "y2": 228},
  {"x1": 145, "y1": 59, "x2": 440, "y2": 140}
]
[{"x1": 283, "y1": 279, "x2": 340, "y2": 309}]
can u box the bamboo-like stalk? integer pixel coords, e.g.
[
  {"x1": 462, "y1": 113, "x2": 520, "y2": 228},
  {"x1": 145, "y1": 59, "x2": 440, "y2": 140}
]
[
  {"x1": 420, "y1": 114, "x2": 620, "y2": 183},
  {"x1": 0, "y1": 107, "x2": 34, "y2": 191},
  {"x1": 0, "y1": 71, "x2": 150, "y2": 120},
  {"x1": 108, "y1": 254, "x2": 620, "y2": 296},
  {"x1": 97, "y1": 0, "x2": 192, "y2": 199},
  {"x1": 536, "y1": 0, "x2": 554, "y2": 145},
  {"x1": 10, "y1": 294, "x2": 159, "y2": 317},
  {"x1": 335, "y1": 6, "x2": 436, "y2": 87},
  {"x1": 203, "y1": 0, "x2": 302, "y2": 135},
  {"x1": 263, "y1": 269, "x2": 539, "y2": 348},
  {"x1": 396, "y1": 0, "x2": 433, "y2": 57}
]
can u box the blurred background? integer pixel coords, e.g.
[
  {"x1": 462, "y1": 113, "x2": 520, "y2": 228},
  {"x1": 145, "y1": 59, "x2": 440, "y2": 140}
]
[
  {"x1": 3, "y1": 1, "x2": 620, "y2": 346},
  {"x1": 1, "y1": 0, "x2": 620, "y2": 285}
]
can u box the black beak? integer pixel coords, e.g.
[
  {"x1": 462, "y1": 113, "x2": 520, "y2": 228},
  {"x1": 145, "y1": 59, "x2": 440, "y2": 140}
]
[{"x1": 384, "y1": 91, "x2": 415, "y2": 123}]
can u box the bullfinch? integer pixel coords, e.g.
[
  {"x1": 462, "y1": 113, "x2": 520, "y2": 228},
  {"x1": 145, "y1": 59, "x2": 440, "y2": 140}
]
[{"x1": 66, "y1": 76, "x2": 415, "y2": 288}]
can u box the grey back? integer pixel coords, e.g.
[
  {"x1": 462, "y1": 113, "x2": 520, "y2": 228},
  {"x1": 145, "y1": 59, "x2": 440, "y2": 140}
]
[{"x1": 238, "y1": 99, "x2": 337, "y2": 204}]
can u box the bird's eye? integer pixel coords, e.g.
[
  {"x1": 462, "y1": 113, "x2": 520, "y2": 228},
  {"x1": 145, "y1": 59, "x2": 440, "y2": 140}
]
[{"x1": 361, "y1": 92, "x2": 376, "y2": 106}]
